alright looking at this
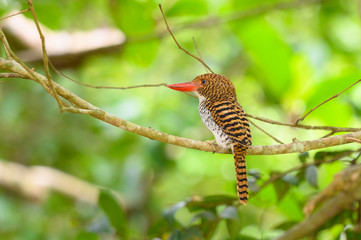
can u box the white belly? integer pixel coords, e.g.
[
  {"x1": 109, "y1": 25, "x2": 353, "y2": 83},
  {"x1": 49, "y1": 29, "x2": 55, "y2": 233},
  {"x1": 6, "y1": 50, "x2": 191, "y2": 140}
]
[{"x1": 198, "y1": 103, "x2": 233, "y2": 149}]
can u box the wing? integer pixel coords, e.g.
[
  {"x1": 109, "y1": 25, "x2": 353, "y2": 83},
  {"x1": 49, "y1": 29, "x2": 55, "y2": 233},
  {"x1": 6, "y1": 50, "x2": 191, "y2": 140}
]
[{"x1": 206, "y1": 100, "x2": 252, "y2": 146}]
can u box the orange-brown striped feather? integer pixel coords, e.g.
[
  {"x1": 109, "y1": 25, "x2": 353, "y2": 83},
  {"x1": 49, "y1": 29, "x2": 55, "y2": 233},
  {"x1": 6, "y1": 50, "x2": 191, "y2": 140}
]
[
  {"x1": 192, "y1": 73, "x2": 252, "y2": 205},
  {"x1": 233, "y1": 144, "x2": 248, "y2": 205},
  {"x1": 205, "y1": 100, "x2": 251, "y2": 146}
]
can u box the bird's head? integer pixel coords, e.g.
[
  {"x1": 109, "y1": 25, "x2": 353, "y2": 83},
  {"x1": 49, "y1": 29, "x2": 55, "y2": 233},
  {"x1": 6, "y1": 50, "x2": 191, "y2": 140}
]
[{"x1": 167, "y1": 73, "x2": 237, "y2": 101}]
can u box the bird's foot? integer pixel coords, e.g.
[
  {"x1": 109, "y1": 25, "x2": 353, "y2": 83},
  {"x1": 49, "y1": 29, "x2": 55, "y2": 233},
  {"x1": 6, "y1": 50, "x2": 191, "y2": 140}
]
[{"x1": 206, "y1": 139, "x2": 217, "y2": 154}]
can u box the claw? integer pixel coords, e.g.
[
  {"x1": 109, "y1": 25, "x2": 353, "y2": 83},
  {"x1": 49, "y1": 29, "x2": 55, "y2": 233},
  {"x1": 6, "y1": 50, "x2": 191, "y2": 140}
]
[{"x1": 206, "y1": 139, "x2": 217, "y2": 154}]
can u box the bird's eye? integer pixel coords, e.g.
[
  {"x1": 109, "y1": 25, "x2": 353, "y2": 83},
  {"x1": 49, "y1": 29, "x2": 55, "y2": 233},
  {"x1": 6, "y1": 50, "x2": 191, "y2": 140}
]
[{"x1": 201, "y1": 79, "x2": 206, "y2": 84}]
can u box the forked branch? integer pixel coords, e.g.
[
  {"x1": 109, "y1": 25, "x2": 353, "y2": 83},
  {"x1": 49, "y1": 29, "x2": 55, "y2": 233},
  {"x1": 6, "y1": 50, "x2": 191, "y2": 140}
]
[{"x1": 159, "y1": 4, "x2": 214, "y2": 74}]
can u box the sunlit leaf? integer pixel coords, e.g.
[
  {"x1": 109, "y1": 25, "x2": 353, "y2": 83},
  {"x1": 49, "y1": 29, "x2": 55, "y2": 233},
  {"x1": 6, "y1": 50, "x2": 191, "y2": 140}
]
[
  {"x1": 166, "y1": 0, "x2": 208, "y2": 16},
  {"x1": 122, "y1": 40, "x2": 160, "y2": 66},
  {"x1": 230, "y1": 17, "x2": 292, "y2": 102},
  {"x1": 109, "y1": 0, "x2": 155, "y2": 36}
]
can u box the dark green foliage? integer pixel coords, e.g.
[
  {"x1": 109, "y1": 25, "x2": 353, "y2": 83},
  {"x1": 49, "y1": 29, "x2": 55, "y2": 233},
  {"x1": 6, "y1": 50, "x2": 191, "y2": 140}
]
[{"x1": 98, "y1": 189, "x2": 127, "y2": 237}]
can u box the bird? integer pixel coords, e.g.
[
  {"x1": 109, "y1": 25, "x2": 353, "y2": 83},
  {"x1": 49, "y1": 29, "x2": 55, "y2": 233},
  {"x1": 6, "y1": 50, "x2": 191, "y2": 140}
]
[{"x1": 167, "y1": 73, "x2": 252, "y2": 205}]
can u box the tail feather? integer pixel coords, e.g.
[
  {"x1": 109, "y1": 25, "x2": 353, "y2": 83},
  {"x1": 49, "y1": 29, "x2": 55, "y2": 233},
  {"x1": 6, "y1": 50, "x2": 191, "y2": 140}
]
[{"x1": 232, "y1": 144, "x2": 248, "y2": 205}]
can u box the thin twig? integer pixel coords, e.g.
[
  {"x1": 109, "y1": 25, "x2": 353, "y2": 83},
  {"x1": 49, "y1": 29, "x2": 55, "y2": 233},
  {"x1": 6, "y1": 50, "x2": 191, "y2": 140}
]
[
  {"x1": 249, "y1": 119, "x2": 284, "y2": 144},
  {"x1": 49, "y1": 61, "x2": 167, "y2": 89},
  {"x1": 321, "y1": 131, "x2": 336, "y2": 138},
  {"x1": 0, "y1": 73, "x2": 29, "y2": 79},
  {"x1": 296, "y1": 79, "x2": 361, "y2": 124},
  {"x1": 0, "y1": 29, "x2": 36, "y2": 79},
  {"x1": 192, "y1": 37, "x2": 210, "y2": 74},
  {"x1": 27, "y1": 0, "x2": 63, "y2": 112},
  {"x1": 159, "y1": 4, "x2": 214, "y2": 74},
  {"x1": 247, "y1": 113, "x2": 361, "y2": 132},
  {"x1": 347, "y1": 137, "x2": 361, "y2": 144},
  {"x1": 0, "y1": 9, "x2": 30, "y2": 22}
]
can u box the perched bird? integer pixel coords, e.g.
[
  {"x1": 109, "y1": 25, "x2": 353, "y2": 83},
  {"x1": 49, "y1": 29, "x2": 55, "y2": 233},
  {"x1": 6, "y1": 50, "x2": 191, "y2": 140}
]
[{"x1": 167, "y1": 73, "x2": 252, "y2": 205}]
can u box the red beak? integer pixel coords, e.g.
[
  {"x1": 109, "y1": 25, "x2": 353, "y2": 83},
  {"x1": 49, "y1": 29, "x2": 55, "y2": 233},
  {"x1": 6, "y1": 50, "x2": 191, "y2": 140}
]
[{"x1": 167, "y1": 82, "x2": 200, "y2": 92}]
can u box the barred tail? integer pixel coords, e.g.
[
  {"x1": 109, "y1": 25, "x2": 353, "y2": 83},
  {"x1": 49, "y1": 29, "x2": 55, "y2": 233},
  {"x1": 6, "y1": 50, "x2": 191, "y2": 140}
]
[{"x1": 232, "y1": 144, "x2": 248, "y2": 205}]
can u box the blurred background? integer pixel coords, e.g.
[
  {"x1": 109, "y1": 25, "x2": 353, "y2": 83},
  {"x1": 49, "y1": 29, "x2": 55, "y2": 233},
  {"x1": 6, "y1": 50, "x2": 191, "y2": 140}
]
[{"x1": 1, "y1": 0, "x2": 361, "y2": 239}]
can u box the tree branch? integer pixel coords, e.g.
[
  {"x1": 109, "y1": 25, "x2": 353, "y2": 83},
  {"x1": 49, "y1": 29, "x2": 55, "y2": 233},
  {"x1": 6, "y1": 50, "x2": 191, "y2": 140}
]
[
  {"x1": 1, "y1": 56, "x2": 361, "y2": 155},
  {"x1": 276, "y1": 164, "x2": 361, "y2": 240},
  {"x1": 159, "y1": 4, "x2": 214, "y2": 73},
  {"x1": 26, "y1": 0, "x2": 63, "y2": 111},
  {"x1": 296, "y1": 79, "x2": 361, "y2": 124},
  {"x1": 0, "y1": 159, "x2": 126, "y2": 207},
  {"x1": 0, "y1": 8, "x2": 30, "y2": 21},
  {"x1": 247, "y1": 113, "x2": 361, "y2": 133}
]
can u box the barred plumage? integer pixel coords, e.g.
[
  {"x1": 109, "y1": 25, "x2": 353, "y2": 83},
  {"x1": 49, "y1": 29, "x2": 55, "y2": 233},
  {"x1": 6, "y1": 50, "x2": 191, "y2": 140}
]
[{"x1": 167, "y1": 73, "x2": 252, "y2": 205}]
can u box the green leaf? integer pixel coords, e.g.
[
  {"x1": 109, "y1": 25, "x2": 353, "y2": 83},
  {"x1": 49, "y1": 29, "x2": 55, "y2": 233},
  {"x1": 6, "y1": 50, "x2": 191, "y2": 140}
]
[
  {"x1": 272, "y1": 173, "x2": 290, "y2": 201},
  {"x1": 75, "y1": 232, "x2": 98, "y2": 240},
  {"x1": 230, "y1": 17, "x2": 292, "y2": 102},
  {"x1": 305, "y1": 165, "x2": 318, "y2": 188},
  {"x1": 166, "y1": 0, "x2": 208, "y2": 17},
  {"x1": 248, "y1": 169, "x2": 261, "y2": 179},
  {"x1": 169, "y1": 229, "x2": 182, "y2": 240},
  {"x1": 282, "y1": 174, "x2": 299, "y2": 186},
  {"x1": 98, "y1": 189, "x2": 127, "y2": 235},
  {"x1": 298, "y1": 152, "x2": 310, "y2": 163},
  {"x1": 182, "y1": 227, "x2": 203, "y2": 240},
  {"x1": 221, "y1": 206, "x2": 241, "y2": 239},
  {"x1": 314, "y1": 150, "x2": 353, "y2": 163},
  {"x1": 220, "y1": 206, "x2": 239, "y2": 221},
  {"x1": 226, "y1": 218, "x2": 241, "y2": 240},
  {"x1": 109, "y1": 0, "x2": 155, "y2": 36},
  {"x1": 190, "y1": 211, "x2": 217, "y2": 224},
  {"x1": 163, "y1": 201, "x2": 186, "y2": 228},
  {"x1": 123, "y1": 40, "x2": 160, "y2": 66},
  {"x1": 186, "y1": 195, "x2": 236, "y2": 212}
]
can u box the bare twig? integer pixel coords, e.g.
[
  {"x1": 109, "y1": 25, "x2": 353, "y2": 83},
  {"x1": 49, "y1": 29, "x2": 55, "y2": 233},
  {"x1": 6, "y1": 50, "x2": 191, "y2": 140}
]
[
  {"x1": 0, "y1": 29, "x2": 36, "y2": 78},
  {"x1": 247, "y1": 113, "x2": 361, "y2": 133},
  {"x1": 296, "y1": 79, "x2": 361, "y2": 124},
  {"x1": 249, "y1": 119, "x2": 284, "y2": 144},
  {"x1": 49, "y1": 60, "x2": 167, "y2": 89},
  {"x1": 192, "y1": 37, "x2": 210, "y2": 74},
  {"x1": 0, "y1": 9, "x2": 30, "y2": 22},
  {"x1": 26, "y1": 0, "x2": 63, "y2": 112},
  {"x1": 0, "y1": 73, "x2": 29, "y2": 79},
  {"x1": 321, "y1": 131, "x2": 336, "y2": 138},
  {"x1": 159, "y1": 4, "x2": 214, "y2": 74},
  {"x1": 347, "y1": 137, "x2": 361, "y2": 144}
]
